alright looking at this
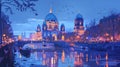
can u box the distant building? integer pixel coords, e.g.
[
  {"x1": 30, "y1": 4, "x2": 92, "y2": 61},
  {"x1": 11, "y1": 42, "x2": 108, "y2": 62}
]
[
  {"x1": 18, "y1": 35, "x2": 22, "y2": 41},
  {"x1": 30, "y1": 33, "x2": 35, "y2": 41},
  {"x1": 29, "y1": 25, "x2": 42, "y2": 41},
  {"x1": 60, "y1": 24, "x2": 65, "y2": 33},
  {"x1": 21, "y1": 32, "x2": 26, "y2": 40},
  {"x1": 35, "y1": 24, "x2": 42, "y2": 40},
  {"x1": 60, "y1": 24, "x2": 65, "y2": 40}
]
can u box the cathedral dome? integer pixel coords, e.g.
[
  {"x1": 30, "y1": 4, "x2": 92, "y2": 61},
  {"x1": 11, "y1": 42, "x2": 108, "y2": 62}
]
[
  {"x1": 45, "y1": 13, "x2": 58, "y2": 22},
  {"x1": 61, "y1": 24, "x2": 65, "y2": 27},
  {"x1": 76, "y1": 13, "x2": 83, "y2": 19},
  {"x1": 43, "y1": 21, "x2": 46, "y2": 25}
]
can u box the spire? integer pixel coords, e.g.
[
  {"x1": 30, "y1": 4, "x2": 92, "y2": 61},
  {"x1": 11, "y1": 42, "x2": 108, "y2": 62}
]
[
  {"x1": 37, "y1": 24, "x2": 41, "y2": 32},
  {"x1": 49, "y1": 8, "x2": 52, "y2": 13}
]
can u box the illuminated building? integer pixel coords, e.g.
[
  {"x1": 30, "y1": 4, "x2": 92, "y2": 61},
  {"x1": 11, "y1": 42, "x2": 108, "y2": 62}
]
[
  {"x1": 45, "y1": 8, "x2": 59, "y2": 31},
  {"x1": 42, "y1": 8, "x2": 59, "y2": 41},
  {"x1": 35, "y1": 24, "x2": 42, "y2": 40},
  {"x1": 74, "y1": 14, "x2": 85, "y2": 36},
  {"x1": 28, "y1": 10, "x2": 86, "y2": 42},
  {"x1": 60, "y1": 24, "x2": 65, "y2": 33},
  {"x1": 60, "y1": 24, "x2": 65, "y2": 40},
  {"x1": 29, "y1": 25, "x2": 42, "y2": 41},
  {"x1": 30, "y1": 33, "x2": 35, "y2": 41},
  {"x1": 18, "y1": 35, "x2": 22, "y2": 41},
  {"x1": 21, "y1": 32, "x2": 26, "y2": 40},
  {"x1": 61, "y1": 35, "x2": 65, "y2": 41}
]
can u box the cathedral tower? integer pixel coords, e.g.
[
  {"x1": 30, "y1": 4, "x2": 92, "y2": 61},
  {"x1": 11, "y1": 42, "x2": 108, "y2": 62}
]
[{"x1": 74, "y1": 13, "x2": 84, "y2": 35}]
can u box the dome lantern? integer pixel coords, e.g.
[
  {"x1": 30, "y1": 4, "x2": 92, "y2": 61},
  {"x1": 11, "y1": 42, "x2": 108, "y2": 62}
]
[
  {"x1": 76, "y1": 13, "x2": 83, "y2": 19},
  {"x1": 45, "y1": 8, "x2": 58, "y2": 22}
]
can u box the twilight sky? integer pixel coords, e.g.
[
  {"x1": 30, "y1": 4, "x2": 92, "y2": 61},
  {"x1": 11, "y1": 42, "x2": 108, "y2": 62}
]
[{"x1": 2, "y1": 0, "x2": 120, "y2": 37}]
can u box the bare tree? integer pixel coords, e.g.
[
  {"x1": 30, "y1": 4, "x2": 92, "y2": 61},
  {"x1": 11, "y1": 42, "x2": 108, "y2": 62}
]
[
  {"x1": 0, "y1": 0, "x2": 38, "y2": 44},
  {"x1": 1, "y1": 0, "x2": 38, "y2": 14}
]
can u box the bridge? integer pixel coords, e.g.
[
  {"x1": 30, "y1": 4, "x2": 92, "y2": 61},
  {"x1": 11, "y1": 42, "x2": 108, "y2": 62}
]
[
  {"x1": 13, "y1": 40, "x2": 71, "y2": 48},
  {"x1": 14, "y1": 40, "x2": 43, "y2": 47},
  {"x1": 1, "y1": 40, "x2": 120, "y2": 51}
]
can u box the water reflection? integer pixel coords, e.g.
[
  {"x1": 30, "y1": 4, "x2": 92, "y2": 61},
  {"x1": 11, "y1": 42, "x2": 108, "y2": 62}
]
[
  {"x1": 61, "y1": 50, "x2": 65, "y2": 63},
  {"x1": 105, "y1": 53, "x2": 108, "y2": 67},
  {"x1": 19, "y1": 52, "x2": 22, "y2": 58},
  {"x1": 14, "y1": 44, "x2": 120, "y2": 67}
]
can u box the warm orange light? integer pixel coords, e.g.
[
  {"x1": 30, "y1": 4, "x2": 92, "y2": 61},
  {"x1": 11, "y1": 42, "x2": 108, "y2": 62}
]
[
  {"x1": 110, "y1": 36, "x2": 113, "y2": 41},
  {"x1": 105, "y1": 61, "x2": 109, "y2": 67},
  {"x1": 105, "y1": 53, "x2": 108, "y2": 61},
  {"x1": 52, "y1": 34, "x2": 57, "y2": 41},
  {"x1": 51, "y1": 57, "x2": 54, "y2": 64},
  {"x1": 3, "y1": 34, "x2": 6, "y2": 37},
  {"x1": 74, "y1": 54, "x2": 83, "y2": 66},
  {"x1": 86, "y1": 54, "x2": 88, "y2": 62},
  {"x1": 105, "y1": 33, "x2": 109, "y2": 36},
  {"x1": 61, "y1": 50, "x2": 65, "y2": 62},
  {"x1": 62, "y1": 35, "x2": 64, "y2": 40},
  {"x1": 76, "y1": 35, "x2": 80, "y2": 39},
  {"x1": 18, "y1": 35, "x2": 22, "y2": 40},
  {"x1": 70, "y1": 43, "x2": 74, "y2": 46},
  {"x1": 43, "y1": 53, "x2": 46, "y2": 59},
  {"x1": 105, "y1": 53, "x2": 109, "y2": 67}
]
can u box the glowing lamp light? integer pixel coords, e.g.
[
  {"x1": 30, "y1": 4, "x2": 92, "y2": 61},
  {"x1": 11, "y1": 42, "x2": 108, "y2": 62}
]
[
  {"x1": 105, "y1": 53, "x2": 108, "y2": 61},
  {"x1": 3, "y1": 34, "x2": 6, "y2": 37},
  {"x1": 51, "y1": 57, "x2": 54, "y2": 64},
  {"x1": 62, "y1": 35, "x2": 64, "y2": 40},
  {"x1": 18, "y1": 35, "x2": 22, "y2": 40}
]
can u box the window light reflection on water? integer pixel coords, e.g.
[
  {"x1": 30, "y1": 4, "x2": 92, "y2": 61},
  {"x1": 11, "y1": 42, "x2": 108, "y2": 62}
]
[{"x1": 14, "y1": 43, "x2": 120, "y2": 67}]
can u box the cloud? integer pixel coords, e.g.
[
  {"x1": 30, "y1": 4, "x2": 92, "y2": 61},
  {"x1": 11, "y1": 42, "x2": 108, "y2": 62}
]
[{"x1": 28, "y1": 18, "x2": 44, "y2": 23}]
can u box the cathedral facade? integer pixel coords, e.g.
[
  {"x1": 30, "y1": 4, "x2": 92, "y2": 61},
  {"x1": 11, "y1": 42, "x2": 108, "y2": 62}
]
[
  {"x1": 42, "y1": 8, "x2": 59, "y2": 41},
  {"x1": 74, "y1": 13, "x2": 85, "y2": 36}
]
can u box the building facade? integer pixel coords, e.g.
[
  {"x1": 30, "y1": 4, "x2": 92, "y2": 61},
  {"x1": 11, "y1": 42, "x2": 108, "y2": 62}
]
[
  {"x1": 29, "y1": 9, "x2": 85, "y2": 42},
  {"x1": 74, "y1": 14, "x2": 85, "y2": 36},
  {"x1": 42, "y1": 8, "x2": 59, "y2": 41}
]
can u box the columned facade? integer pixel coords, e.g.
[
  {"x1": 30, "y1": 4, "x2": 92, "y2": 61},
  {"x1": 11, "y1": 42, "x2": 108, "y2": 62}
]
[{"x1": 42, "y1": 8, "x2": 59, "y2": 41}]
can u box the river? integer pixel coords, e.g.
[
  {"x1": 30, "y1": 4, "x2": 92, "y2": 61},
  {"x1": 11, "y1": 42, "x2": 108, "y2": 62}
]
[{"x1": 14, "y1": 43, "x2": 120, "y2": 67}]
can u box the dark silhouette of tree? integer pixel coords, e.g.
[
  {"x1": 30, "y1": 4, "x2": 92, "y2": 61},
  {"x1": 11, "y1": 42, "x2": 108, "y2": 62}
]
[
  {"x1": 85, "y1": 13, "x2": 120, "y2": 40},
  {"x1": 0, "y1": 0, "x2": 38, "y2": 44},
  {"x1": 1, "y1": 0, "x2": 38, "y2": 14},
  {"x1": 1, "y1": 12, "x2": 13, "y2": 38}
]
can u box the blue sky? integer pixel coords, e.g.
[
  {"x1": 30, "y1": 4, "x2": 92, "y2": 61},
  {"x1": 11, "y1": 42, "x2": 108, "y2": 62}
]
[{"x1": 2, "y1": 0, "x2": 120, "y2": 37}]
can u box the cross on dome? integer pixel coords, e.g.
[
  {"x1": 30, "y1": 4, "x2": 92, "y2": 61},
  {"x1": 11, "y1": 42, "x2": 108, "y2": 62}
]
[{"x1": 49, "y1": 8, "x2": 52, "y2": 13}]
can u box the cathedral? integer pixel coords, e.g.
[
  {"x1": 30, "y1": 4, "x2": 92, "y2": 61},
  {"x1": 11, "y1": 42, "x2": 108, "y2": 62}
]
[
  {"x1": 42, "y1": 8, "x2": 59, "y2": 41},
  {"x1": 33, "y1": 8, "x2": 85, "y2": 42}
]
